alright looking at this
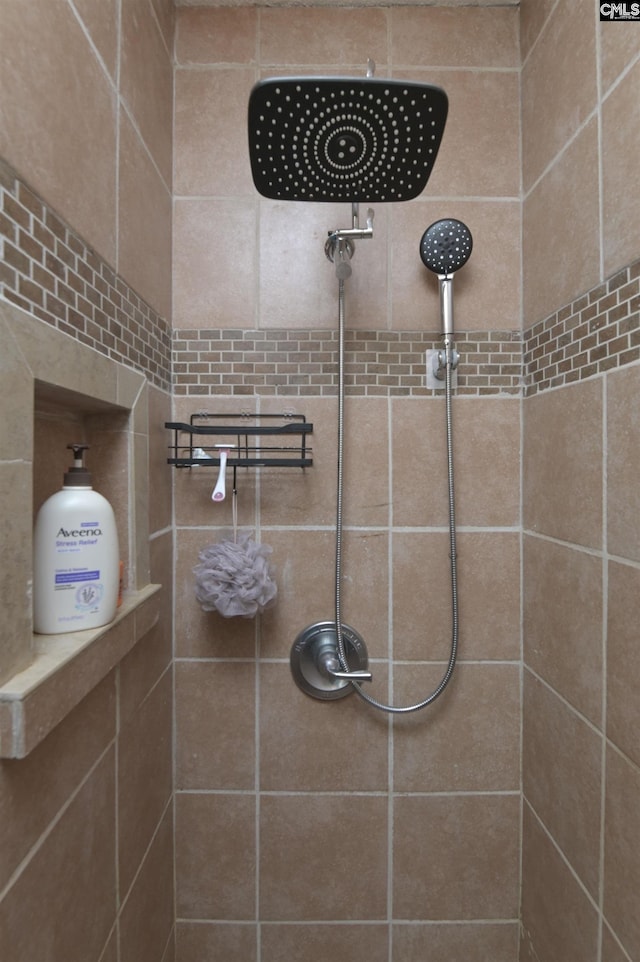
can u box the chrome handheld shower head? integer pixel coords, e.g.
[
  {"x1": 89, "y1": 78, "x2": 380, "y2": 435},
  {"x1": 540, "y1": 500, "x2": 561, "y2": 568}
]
[{"x1": 420, "y1": 219, "x2": 473, "y2": 338}]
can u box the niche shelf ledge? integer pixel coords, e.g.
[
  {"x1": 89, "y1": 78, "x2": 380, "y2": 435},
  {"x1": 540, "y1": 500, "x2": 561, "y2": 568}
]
[{"x1": 0, "y1": 584, "x2": 161, "y2": 759}]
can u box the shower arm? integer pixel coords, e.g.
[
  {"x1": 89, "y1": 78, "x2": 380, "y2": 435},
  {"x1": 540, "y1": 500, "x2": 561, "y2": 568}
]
[{"x1": 327, "y1": 203, "x2": 374, "y2": 244}]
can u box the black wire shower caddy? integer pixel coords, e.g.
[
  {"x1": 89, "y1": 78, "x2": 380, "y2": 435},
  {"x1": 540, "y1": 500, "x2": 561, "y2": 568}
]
[{"x1": 165, "y1": 412, "x2": 313, "y2": 469}]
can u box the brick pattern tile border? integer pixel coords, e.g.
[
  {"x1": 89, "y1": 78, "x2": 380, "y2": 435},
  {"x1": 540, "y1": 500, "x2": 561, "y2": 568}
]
[
  {"x1": 0, "y1": 160, "x2": 171, "y2": 391},
  {"x1": 523, "y1": 261, "x2": 640, "y2": 396},
  {"x1": 3, "y1": 161, "x2": 639, "y2": 399},
  {"x1": 172, "y1": 327, "x2": 523, "y2": 397}
]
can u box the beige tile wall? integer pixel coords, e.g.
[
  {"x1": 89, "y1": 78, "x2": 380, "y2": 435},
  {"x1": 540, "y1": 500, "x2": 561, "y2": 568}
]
[
  {"x1": 173, "y1": 6, "x2": 521, "y2": 960},
  {"x1": 0, "y1": 0, "x2": 173, "y2": 321},
  {"x1": 1, "y1": 2, "x2": 638, "y2": 961},
  {"x1": 520, "y1": 3, "x2": 640, "y2": 961},
  {"x1": 173, "y1": 5, "x2": 521, "y2": 336},
  {"x1": 0, "y1": 598, "x2": 174, "y2": 962},
  {"x1": 0, "y1": 2, "x2": 175, "y2": 960}
]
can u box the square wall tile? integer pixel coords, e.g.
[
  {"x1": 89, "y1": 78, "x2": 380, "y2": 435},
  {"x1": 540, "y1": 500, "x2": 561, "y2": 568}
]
[
  {"x1": 261, "y1": 395, "x2": 389, "y2": 527},
  {"x1": 393, "y1": 794, "x2": 519, "y2": 920},
  {"x1": 119, "y1": 806, "x2": 174, "y2": 962},
  {"x1": 599, "y1": 17, "x2": 640, "y2": 93},
  {"x1": 175, "y1": 660, "x2": 256, "y2": 790},
  {"x1": 175, "y1": 7, "x2": 257, "y2": 65},
  {"x1": 602, "y1": 59, "x2": 640, "y2": 278},
  {"x1": 523, "y1": 379, "x2": 603, "y2": 548},
  {"x1": 0, "y1": 461, "x2": 33, "y2": 682},
  {"x1": 259, "y1": 528, "x2": 390, "y2": 661},
  {"x1": 393, "y1": 663, "x2": 520, "y2": 793},
  {"x1": 607, "y1": 561, "x2": 640, "y2": 768},
  {"x1": 148, "y1": 387, "x2": 173, "y2": 536},
  {"x1": 519, "y1": 0, "x2": 556, "y2": 62},
  {"x1": 523, "y1": 535, "x2": 603, "y2": 725},
  {"x1": 520, "y1": 802, "x2": 599, "y2": 962},
  {"x1": 0, "y1": 0, "x2": 117, "y2": 263},
  {"x1": 523, "y1": 671, "x2": 602, "y2": 898},
  {"x1": 258, "y1": 201, "x2": 388, "y2": 330},
  {"x1": 259, "y1": 663, "x2": 388, "y2": 793},
  {"x1": 173, "y1": 199, "x2": 257, "y2": 329},
  {"x1": 73, "y1": 0, "x2": 119, "y2": 80},
  {"x1": 0, "y1": 675, "x2": 116, "y2": 892},
  {"x1": 118, "y1": 669, "x2": 173, "y2": 897},
  {"x1": 0, "y1": 752, "x2": 117, "y2": 962},
  {"x1": 523, "y1": 120, "x2": 600, "y2": 327},
  {"x1": 423, "y1": 69, "x2": 520, "y2": 199},
  {"x1": 118, "y1": 110, "x2": 172, "y2": 320},
  {"x1": 393, "y1": 922, "x2": 519, "y2": 962},
  {"x1": 175, "y1": 922, "x2": 257, "y2": 962},
  {"x1": 120, "y1": 0, "x2": 173, "y2": 187},
  {"x1": 260, "y1": 794, "x2": 388, "y2": 921},
  {"x1": 391, "y1": 6, "x2": 519, "y2": 69},
  {"x1": 521, "y1": 0, "x2": 597, "y2": 191},
  {"x1": 393, "y1": 531, "x2": 521, "y2": 661},
  {"x1": 174, "y1": 67, "x2": 256, "y2": 196},
  {"x1": 259, "y1": 7, "x2": 388, "y2": 66},
  {"x1": 607, "y1": 362, "x2": 640, "y2": 563},
  {"x1": 259, "y1": 396, "x2": 338, "y2": 527},
  {"x1": 175, "y1": 792, "x2": 256, "y2": 920},
  {"x1": 261, "y1": 923, "x2": 388, "y2": 962},
  {"x1": 603, "y1": 746, "x2": 640, "y2": 961},
  {"x1": 393, "y1": 397, "x2": 521, "y2": 527}
]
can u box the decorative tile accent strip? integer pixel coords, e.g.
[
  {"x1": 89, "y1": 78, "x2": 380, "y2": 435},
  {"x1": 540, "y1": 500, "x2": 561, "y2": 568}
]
[
  {"x1": 172, "y1": 328, "x2": 523, "y2": 397},
  {"x1": 523, "y1": 260, "x2": 640, "y2": 396},
  {"x1": 4, "y1": 156, "x2": 638, "y2": 401},
  {"x1": 0, "y1": 160, "x2": 171, "y2": 391}
]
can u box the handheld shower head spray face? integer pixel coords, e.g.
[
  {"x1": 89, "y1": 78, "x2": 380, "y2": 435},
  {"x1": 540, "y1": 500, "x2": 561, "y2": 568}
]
[{"x1": 420, "y1": 219, "x2": 473, "y2": 276}]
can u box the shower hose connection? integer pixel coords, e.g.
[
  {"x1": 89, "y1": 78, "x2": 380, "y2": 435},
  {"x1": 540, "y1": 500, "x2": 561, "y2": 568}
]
[{"x1": 333, "y1": 278, "x2": 460, "y2": 714}]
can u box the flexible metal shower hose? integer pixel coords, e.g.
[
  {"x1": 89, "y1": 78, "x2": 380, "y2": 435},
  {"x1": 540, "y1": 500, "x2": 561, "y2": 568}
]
[{"x1": 334, "y1": 279, "x2": 459, "y2": 714}]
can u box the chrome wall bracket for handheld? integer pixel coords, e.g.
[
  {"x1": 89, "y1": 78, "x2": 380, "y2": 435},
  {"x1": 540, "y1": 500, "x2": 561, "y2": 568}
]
[
  {"x1": 290, "y1": 621, "x2": 371, "y2": 700},
  {"x1": 426, "y1": 348, "x2": 460, "y2": 389}
]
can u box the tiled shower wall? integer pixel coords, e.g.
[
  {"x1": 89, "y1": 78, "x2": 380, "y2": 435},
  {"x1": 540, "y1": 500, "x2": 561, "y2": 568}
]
[
  {"x1": 0, "y1": 2, "x2": 638, "y2": 962},
  {"x1": 0, "y1": 1, "x2": 175, "y2": 960},
  {"x1": 519, "y1": 3, "x2": 640, "y2": 962},
  {"x1": 172, "y1": 6, "x2": 523, "y2": 961}
]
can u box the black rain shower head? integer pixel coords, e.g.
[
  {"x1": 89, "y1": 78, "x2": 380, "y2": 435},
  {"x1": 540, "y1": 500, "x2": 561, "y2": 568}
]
[
  {"x1": 420, "y1": 218, "x2": 473, "y2": 275},
  {"x1": 248, "y1": 77, "x2": 448, "y2": 203}
]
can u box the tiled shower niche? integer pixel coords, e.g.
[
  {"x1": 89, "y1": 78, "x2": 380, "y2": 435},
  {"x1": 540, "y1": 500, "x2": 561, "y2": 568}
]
[{"x1": 0, "y1": 299, "x2": 159, "y2": 758}]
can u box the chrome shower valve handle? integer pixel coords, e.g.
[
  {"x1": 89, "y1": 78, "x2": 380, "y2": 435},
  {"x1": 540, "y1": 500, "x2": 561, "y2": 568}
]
[{"x1": 317, "y1": 648, "x2": 372, "y2": 683}]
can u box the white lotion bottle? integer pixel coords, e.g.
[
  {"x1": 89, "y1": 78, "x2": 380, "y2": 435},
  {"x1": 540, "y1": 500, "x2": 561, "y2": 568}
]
[{"x1": 33, "y1": 444, "x2": 120, "y2": 634}]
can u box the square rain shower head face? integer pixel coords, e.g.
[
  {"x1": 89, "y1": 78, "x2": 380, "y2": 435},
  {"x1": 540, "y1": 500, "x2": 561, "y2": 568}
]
[{"x1": 248, "y1": 77, "x2": 448, "y2": 203}]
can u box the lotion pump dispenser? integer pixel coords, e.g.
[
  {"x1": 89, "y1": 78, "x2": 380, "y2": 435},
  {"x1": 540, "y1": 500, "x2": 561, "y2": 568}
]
[{"x1": 33, "y1": 444, "x2": 120, "y2": 634}]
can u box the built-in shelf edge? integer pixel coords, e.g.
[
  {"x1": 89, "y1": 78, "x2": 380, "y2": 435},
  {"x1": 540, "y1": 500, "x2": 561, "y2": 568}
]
[{"x1": 0, "y1": 584, "x2": 162, "y2": 759}]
